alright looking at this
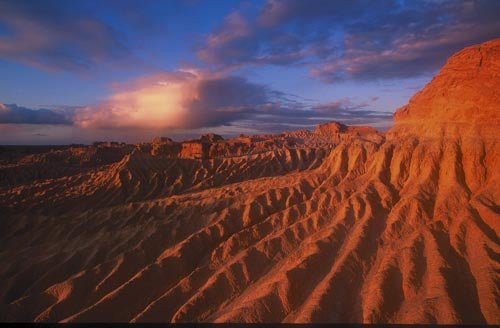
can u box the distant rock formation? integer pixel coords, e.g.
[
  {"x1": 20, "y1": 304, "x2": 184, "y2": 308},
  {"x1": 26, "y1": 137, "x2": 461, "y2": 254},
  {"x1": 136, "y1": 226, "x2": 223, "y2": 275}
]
[{"x1": 200, "y1": 133, "x2": 224, "y2": 143}]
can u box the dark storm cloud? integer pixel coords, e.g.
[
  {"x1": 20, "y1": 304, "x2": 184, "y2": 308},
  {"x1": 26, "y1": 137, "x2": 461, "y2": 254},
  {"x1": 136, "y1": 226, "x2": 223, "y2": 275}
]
[
  {"x1": 198, "y1": 0, "x2": 500, "y2": 81},
  {"x1": 72, "y1": 71, "x2": 389, "y2": 130},
  {"x1": 243, "y1": 97, "x2": 393, "y2": 130},
  {"x1": 0, "y1": 74, "x2": 389, "y2": 129},
  {"x1": 189, "y1": 79, "x2": 393, "y2": 129},
  {"x1": 71, "y1": 72, "x2": 278, "y2": 129},
  {"x1": 188, "y1": 83, "x2": 393, "y2": 130},
  {"x1": 0, "y1": 104, "x2": 73, "y2": 125},
  {"x1": 185, "y1": 75, "x2": 272, "y2": 128},
  {"x1": 202, "y1": 92, "x2": 392, "y2": 131}
]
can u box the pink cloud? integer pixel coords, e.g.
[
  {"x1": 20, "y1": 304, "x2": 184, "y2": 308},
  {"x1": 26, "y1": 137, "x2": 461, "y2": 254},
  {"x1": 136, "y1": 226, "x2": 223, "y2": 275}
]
[{"x1": 72, "y1": 70, "x2": 271, "y2": 129}]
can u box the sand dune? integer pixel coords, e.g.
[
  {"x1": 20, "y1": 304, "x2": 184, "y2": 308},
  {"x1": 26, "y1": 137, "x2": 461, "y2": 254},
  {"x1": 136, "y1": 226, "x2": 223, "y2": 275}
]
[{"x1": 0, "y1": 39, "x2": 499, "y2": 324}]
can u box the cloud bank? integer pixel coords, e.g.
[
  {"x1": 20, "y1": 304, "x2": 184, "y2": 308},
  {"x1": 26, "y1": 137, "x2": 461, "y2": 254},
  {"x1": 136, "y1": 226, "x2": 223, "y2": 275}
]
[
  {"x1": 2, "y1": 0, "x2": 498, "y2": 82},
  {"x1": 73, "y1": 71, "x2": 274, "y2": 129},
  {"x1": 1, "y1": 72, "x2": 391, "y2": 132},
  {"x1": 0, "y1": 104, "x2": 73, "y2": 124},
  {"x1": 0, "y1": 0, "x2": 130, "y2": 71},
  {"x1": 68, "y1": 72, "x2": 393, "y2": 130},
  {"x1": 198, "y1": 0, "x2": 500, "y2": 81}
]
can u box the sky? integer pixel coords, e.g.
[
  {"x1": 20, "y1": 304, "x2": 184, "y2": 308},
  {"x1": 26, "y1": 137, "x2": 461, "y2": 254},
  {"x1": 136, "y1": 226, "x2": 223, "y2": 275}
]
[{"x1": 0, "y1": 0, "x2": 499, "y2": 144}]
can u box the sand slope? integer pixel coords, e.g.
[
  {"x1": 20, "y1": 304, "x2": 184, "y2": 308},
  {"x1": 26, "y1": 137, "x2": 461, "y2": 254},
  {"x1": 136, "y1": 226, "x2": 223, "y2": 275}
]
[{"x1": 0, "y1": 39, "x2": 499, "y2": 324}]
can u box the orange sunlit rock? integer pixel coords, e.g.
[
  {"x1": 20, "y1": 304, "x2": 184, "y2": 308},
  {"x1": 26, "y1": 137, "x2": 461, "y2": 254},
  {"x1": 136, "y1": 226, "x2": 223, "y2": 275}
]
[{"x1": 0, "y1": 39, "x2": 499, "y2": 324}]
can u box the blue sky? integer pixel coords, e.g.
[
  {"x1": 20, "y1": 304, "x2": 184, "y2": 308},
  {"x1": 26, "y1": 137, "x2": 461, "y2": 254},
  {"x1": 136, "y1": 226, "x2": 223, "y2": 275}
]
[{"x1": 0, "y1": 0, "x2": 499, "y2": 144}]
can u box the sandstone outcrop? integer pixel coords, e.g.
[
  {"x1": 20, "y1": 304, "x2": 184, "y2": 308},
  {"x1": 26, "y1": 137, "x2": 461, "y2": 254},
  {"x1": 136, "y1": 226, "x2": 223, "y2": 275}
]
[{"x1": 0, "y1": 39, "x2": 498, "y2": 324}]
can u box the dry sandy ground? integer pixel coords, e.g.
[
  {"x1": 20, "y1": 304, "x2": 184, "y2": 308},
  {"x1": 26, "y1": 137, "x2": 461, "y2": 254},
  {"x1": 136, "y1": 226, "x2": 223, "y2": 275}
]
[{"x1": 0, "y1": 39, "x2": 499, "y2": 324}]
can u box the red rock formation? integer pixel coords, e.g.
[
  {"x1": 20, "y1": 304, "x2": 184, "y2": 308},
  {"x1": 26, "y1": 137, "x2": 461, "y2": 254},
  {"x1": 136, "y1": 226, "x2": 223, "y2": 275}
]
[
  {"x1": 200, "y1": 133, "x2": 224, "y2": 143},
  {"x1": 0, "y1": 39, "x2": 498, "y2": 324},
  {"x1": 391, "y1": 38, "x2": 500, "y2": 138},
  {"x1": 179, "y1": 142, "x2": 209, "y2": 159}
]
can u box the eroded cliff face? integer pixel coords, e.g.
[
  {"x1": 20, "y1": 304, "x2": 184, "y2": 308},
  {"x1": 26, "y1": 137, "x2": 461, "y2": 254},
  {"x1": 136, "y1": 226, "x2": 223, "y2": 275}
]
[
  {"x1": 0, "y1": 40, "x2": 498, "y2": 324},
  {"x1": 391, "y1": 38, "x2": 500, "y2": 138}
]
